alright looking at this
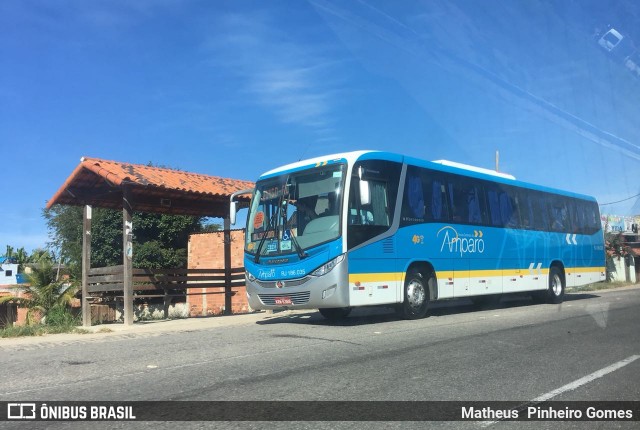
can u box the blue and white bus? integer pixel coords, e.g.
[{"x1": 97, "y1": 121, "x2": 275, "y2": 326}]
[{"x1": 231, "y1": 151, "x2": 606, "y2": 319}]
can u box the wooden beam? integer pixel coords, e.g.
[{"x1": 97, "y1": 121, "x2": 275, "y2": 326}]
[
  {"x1": 123, "y1": 186, "x2": 134, "y2": 326},
  {"x1": 88, "y1": 265, "x2": 125, "y2": 275},
  {"x1": 223, "y1": 215, "x2": 232, "y2": 315},
  {"x1": 81, "y1": 205, "x2": 92, "y2": 327},
  {"x1": 87, "y1": 283, "x2": 124, "y2": 293}
]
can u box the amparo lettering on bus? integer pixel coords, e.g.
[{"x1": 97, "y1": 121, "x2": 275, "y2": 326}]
[
  {"x1": 258, "y1": 268, "x2": 276, "y2": 279},
  {"x1": 437, "y1": 226, "x2": 485, "y2": 257}
]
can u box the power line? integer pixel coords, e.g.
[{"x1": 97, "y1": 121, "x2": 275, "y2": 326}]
[{"x1": 599, "y1": 192, "x2": 640, "y2": 206}]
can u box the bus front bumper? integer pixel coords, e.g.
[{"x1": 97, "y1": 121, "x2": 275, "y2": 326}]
[{"x1": 245, "y1": 257, "x2": 350, "y2": 310}]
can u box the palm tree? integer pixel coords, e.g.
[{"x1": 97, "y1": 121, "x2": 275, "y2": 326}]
[
  {"x1": 14, "y1": 247, "x2": 28, "y2": 273},
  {"x1": 0, "y1": 261, "x2": 77, "y2": 326},
  {"x1": 30, "y1": 248, "x2": 53, "y2": 264}
]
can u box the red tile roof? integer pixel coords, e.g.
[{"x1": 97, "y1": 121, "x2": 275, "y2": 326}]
[{"x1": 47, "y1": 157, "x2": 254, "y2": 217}]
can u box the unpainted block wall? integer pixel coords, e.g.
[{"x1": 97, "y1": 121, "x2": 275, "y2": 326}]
[{"x1": 187, "y1": 230, "x2": 248, "y2": 316}]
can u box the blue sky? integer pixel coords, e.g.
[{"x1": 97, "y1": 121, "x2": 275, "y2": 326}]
[{"x1": 2, "y1": 0, "x2": 640, "y2": 252}]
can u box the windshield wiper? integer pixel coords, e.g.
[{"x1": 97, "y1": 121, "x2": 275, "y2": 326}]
[
  {"x1": 289, "y1": 229, "x2": 307, "y2": 260},
  {"x1": 281, "y1": 180, "x2": 307, "y2": 260},
  {"x1": 254, "y1": 203, "x2": 280, "y2": 264}
]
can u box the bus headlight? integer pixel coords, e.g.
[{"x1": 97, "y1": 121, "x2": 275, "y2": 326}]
[
  {"x1": 311, "y1": 254, "x2": 345, "y2": 277},
  {"x1": 246, "y1": 271, "x2": 256, "y2": 282}
]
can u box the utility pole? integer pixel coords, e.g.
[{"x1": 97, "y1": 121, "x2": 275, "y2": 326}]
[{"x1": 495, "y1": 150, "x2": 500, "y2": 172}]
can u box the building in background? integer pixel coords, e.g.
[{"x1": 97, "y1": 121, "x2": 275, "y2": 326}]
[
  {"x1": 601, "y1": 214, "x2": 640, "y2": 282},
  {"x1": 0, "y1": 257, "x2": 22, "y2": 286}
]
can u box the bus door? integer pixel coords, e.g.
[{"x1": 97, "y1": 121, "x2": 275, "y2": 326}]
[{"x1": 347, "y1": 159, "x2": 402, "y2": 306}]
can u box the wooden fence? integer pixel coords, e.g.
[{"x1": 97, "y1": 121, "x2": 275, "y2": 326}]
[{"x1": 86, "y1": 265, "x2": 245, "y2": 318}]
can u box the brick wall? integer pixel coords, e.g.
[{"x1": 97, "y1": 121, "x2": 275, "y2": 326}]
[
  {"x1": 187, "y1": 230, "x2": 248, "y2": 316},
  {"x1": 0, "y1": 289, "x2": 33, "y2": 326}
]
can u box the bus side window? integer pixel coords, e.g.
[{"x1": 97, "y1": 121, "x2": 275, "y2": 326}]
[
  {"x1": 520, "y1": 191, "x2": 533, "y2": 229},
  {"x1": 405, "y1": 174, "x2": 425, "y2": 220},
  {"x1": 449, "y1": 177, "x2": 484, "y2": 225},
  {"x1": 448, "y1": 183, "x2": 459, "y2": 221},
  {"x1": 499, "y1": 192, "x2": 513, "y2": 227},
  {"x1": 550, "y1": 199, "x2": 568, "y2": 232},
  {"x1": 569, "y1": 201, "x2": 581, "y2": 234},
  {"x1": 537, "y1": 195, "x2": 551, "y2": 230},
  {"x1": 506, "y1": 189, "x2": 522, "y2": 228},
  {"x1": 467, "y1": 186, "x2": 482, "y2": 224},
  {"x1": 488, "y1": 189, "x2": 502, "y2": 226},
  {"x1": 432, "y1": 180, "x2": 445, "y2": 221},
  {"x1": 585, "y1": 202, "x2": 600, "y2": 234}
]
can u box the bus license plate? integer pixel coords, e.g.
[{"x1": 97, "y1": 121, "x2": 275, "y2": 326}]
[{"x1": 274, "y1": 296, "x2": 293, "y2": 305}]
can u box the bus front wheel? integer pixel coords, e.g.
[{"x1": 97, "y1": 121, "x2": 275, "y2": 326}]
[{"x1": 399, "y1": 269, "x2": 432, "y2": 319}]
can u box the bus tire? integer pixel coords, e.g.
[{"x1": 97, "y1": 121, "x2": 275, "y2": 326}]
[
  {"x1": 546, "y1": 266, "x2": 565, "y2": 304},
  {"x1": 400, "y1": 268, "x2": 431, "y2": 319},
  {"x1": 319, "y1": 307, "x2": 352, "y2": 320}
]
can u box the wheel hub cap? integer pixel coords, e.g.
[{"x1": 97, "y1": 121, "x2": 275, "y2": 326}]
[
  {"x1": 407, "y1": 280, "x2": 425, "y2": 308},
  {"x1": 552, "y1": 274, "x2": 562, "y2": 296}
]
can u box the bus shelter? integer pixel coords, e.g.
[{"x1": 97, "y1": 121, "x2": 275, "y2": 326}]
[{"x1": 47, "y1": 157, "x2": 253, "y2": 326}]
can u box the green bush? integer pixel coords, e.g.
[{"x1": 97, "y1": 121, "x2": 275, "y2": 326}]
[{"x1": 45, "y1": 305, "x2": 79, "y2": 327}]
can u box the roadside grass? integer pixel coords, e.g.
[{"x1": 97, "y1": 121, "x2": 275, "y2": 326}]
[
  {"x1": 0, "y1": 323, "x2": 83, "y2": 338},
  {"x1": 0, "y1": 323, "x2": 115, "y2": 338},
  {"x1": 0, "y1": 306, "x2": 116, "y2": 338},
  {"x1": 567, "y1": 281, "x2": 636, "y2": 293}
]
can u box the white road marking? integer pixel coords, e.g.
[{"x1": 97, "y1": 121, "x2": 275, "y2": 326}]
[
  {"x1": 481, "y1": 354, "x2": 640, "y2": 427},
  {"x1": 532, "y1": 355, "x2": 640, "y2": 402}
]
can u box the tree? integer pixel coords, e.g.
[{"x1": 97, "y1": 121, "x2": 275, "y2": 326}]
[
  {"x1": 1, "y1": 246, "x2": 52, "y2": 273},
  {"x1": 0, "y1": 261, "x2": 77, "y2": 326},
  {"x1": 44, "y1": 205, "x2": 206, "y2": 277},
  {"x1": 43, "y1": 205, "x2": 84, "y2": 277},
  {"x1": 30, "y1": 248, "x2": 54, "y2": 264},
  {"x1": 14, "y1": 247, "x2": 28, "y2": 273}
]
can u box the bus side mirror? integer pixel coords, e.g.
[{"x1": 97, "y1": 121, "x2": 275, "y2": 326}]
[
  {"x1": 229, "y1": 188, "x2": 253, "y2": 226},
  {"x1": 230, "y1": 201, "x2": 237, "y2": 225},
  {"x1": 359, "y1": 180, "x2": 371, "y2": 206}
]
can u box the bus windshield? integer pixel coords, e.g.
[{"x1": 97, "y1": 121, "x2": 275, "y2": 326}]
[{"x1": 245, "y1": 164, "x2": 346, "y2": 259}]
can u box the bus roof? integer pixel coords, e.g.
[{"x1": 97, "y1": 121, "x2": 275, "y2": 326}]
[
  {"x1": 431, "y1": 159, "x2": 516, "y2": 180},
  {"x1": 257, "y1": 150, "x2": 597, "y2": 202},
  {"x1": 259, "y1": 150, "x2": 372, "y2": 178}
]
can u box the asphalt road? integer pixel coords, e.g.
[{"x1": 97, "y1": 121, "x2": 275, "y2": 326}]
[{"x1": 1, "y1": 286, "x2": 639, "y2": 429}]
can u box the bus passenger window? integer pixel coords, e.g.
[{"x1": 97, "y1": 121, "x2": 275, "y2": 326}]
[
  {"x1": 406, "y1": 175, "x2": 425, "y2": 219},
  {"x1": 467, "y1": 188, "x2": 482, "y2": 224},
  {"x1": 432, "y1": 180, "x2": 444, "y2": 221},
  {"x1": 488, "y1": 190, "x2": 502, "y2": 226},
  {"x1": 551, "y1": 203, "x2": 567, "y2": 231}
]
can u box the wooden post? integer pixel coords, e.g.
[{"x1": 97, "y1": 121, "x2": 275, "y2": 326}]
[
  {"x1": 123, "y1": 186, "x2": 134, "y2": 325},
  {"x1": 163, "y1": 285, "x2": 170, "y2": 319},
  {"x1": 81, "y1": 205, "x2": 92, "y2": 327},
  {"x1": 223, "y1": 216, "x2": 232, "y2": 315}
]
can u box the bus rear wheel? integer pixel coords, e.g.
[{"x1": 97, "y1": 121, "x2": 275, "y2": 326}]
[
  {"x1": 546, "y1": 266, "x2": 565, "y2": 304},
  {"x1": 319, "y1": 307, "x2": 352, "y2": 320},
  {"x1": 399, "y1": 268, "x2": 432, "y2": 319}
]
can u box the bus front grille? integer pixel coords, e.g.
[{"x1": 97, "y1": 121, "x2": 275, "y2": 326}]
[
  {"x1": 256, "y1": 277, "x2": 310, "y2": 288},
  {"x1": 258, "y1": 291, "x2": 311, "y2": 306}
]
